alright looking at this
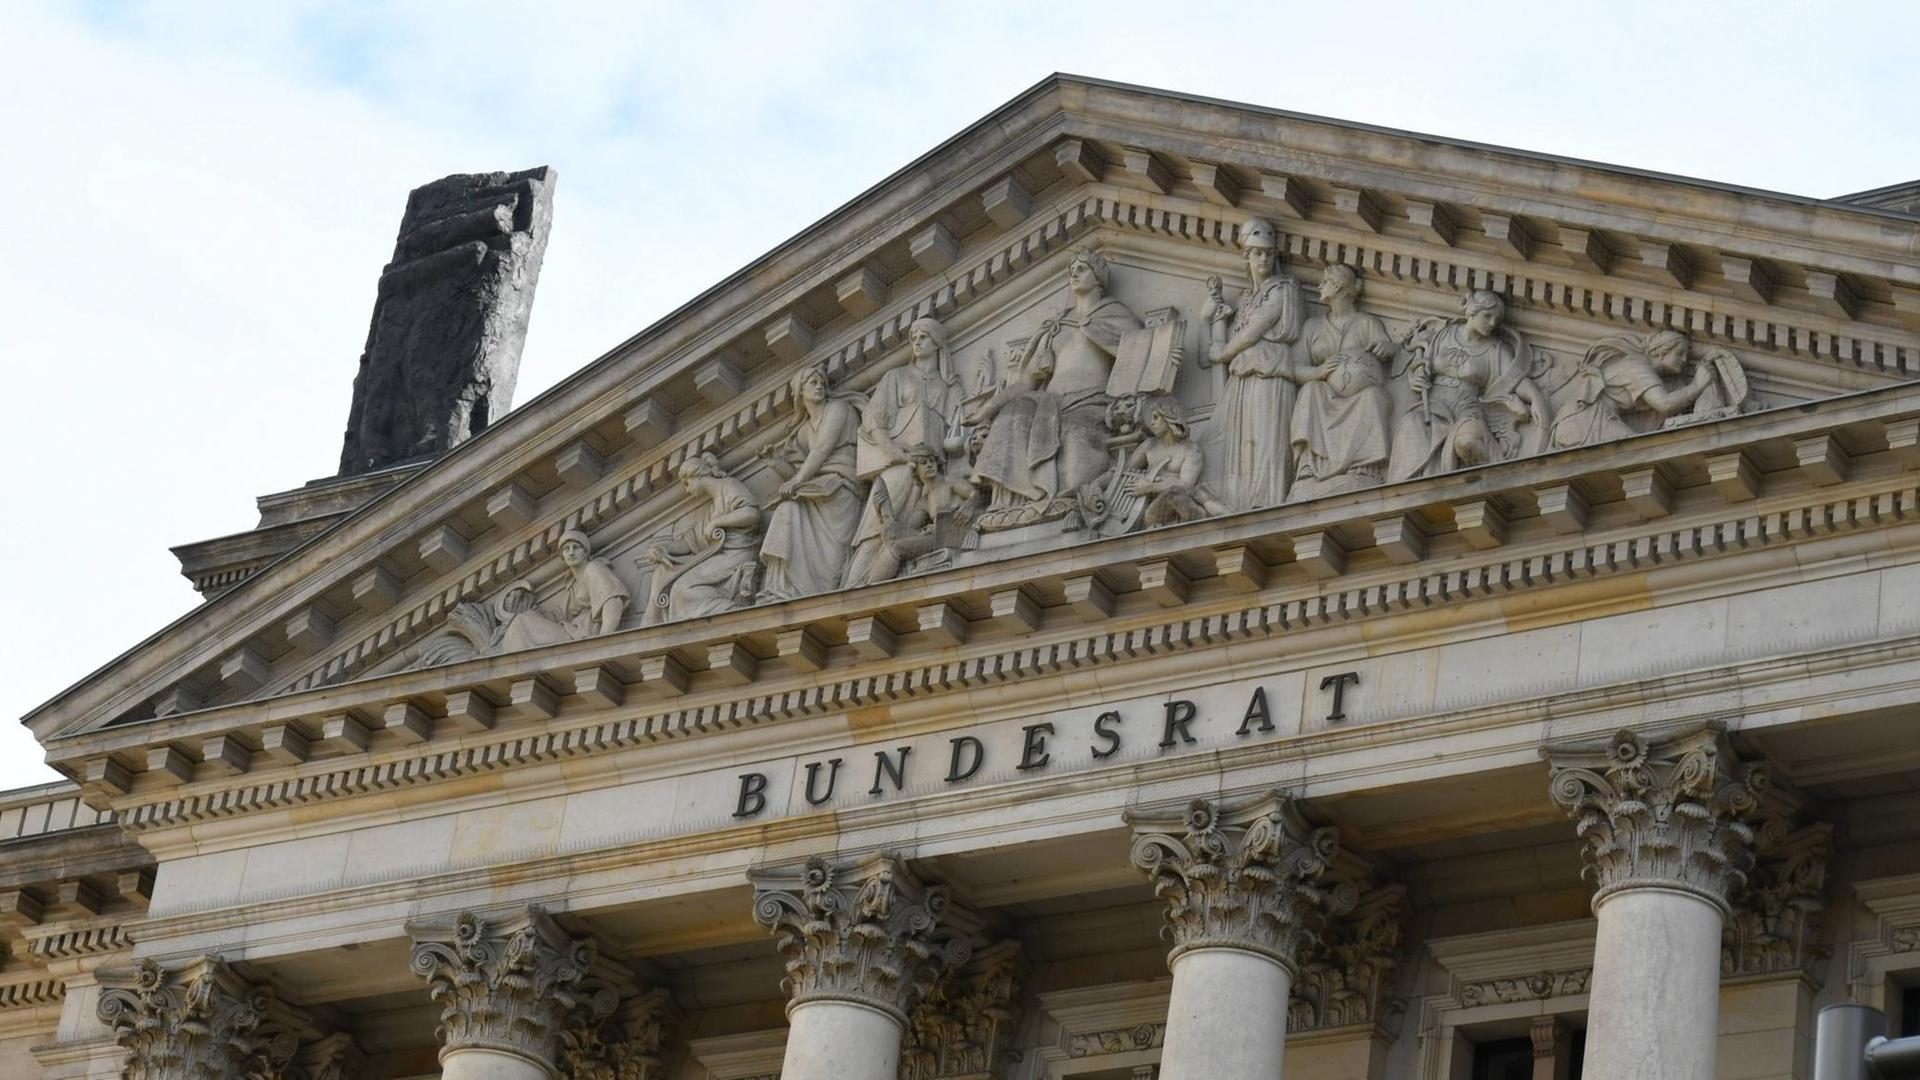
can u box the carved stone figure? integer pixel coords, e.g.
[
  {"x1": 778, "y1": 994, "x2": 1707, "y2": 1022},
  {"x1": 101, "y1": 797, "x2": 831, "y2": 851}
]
[
  {"x1": 404, "y1": 528, "x2": 629, "y2": 669},
  {"x1": 758, "y1": 367, "x2": 868, "y2": 601},
  {"x1": 638, "y1": 453, "x2": 763, "y2": 624},
  {"x1": 966, "y1": 248, "x2": 1144, "y2": 530},
  {"x1": 843, "y1": 317, "x2": 964, "y2": 588},
  {"x1": 1117, "y1": 398, "x2": 1229, "y2": 528},
  {"x1": 1205, "y1": 218, "x2": 1302, "y2": 511},
  {"x1": 878, "y1": 444, "x2": 981, "y2": 578},
  {"x1": 1386, "y1": 290, "x2": 1552, "y2": 482},
  {"x1": 1288, "y1": 265, "x2": 1396, "y2": 502},
  {"x1": 339, "y1": 167, "x2": 554, "y2": 475},
  {"x1": 1549, "y1": 330, "x2": 1751, "y2": 450}
]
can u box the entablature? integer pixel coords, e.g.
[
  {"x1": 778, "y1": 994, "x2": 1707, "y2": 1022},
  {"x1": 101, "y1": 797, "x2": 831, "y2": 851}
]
[{"x1": 41, "y1": 379, "x2": 1920, "y2": 840}]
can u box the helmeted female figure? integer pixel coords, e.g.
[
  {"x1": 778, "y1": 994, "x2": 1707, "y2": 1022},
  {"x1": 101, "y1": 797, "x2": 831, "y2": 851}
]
[{"x1": 1204, "y1": 217, "x2": 1303, "y2": 511}]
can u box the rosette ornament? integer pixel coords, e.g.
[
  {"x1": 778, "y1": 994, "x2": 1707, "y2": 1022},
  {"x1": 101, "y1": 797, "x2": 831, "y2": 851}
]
[
  {"x1": 1545, "y1": 725, "x2": 1767, "y2": 913},
  {"x1": 749, "y1": 853, "x2": 972, "y2": 1024},
  {"x1": 1126, "y1": 792, "x2": 1352, "y2": 971},
  {"x1": 408, "y1": 905, "x2": 622, "y2": 1073}
]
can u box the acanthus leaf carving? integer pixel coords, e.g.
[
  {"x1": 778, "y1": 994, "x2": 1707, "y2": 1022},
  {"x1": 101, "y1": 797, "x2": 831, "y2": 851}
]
[
  {"x1": 900, "y1": 939, "x2": 1025, "y2": 1080},
  {"x1": 1544, "y1": 725, "x2": 1766, "y2": 913},
  {"x1": 1286, "y1": 883, "x2": 1406, "y2": 1034},
  {"x1": 95, "y1": 955, "x2": 299, "y2": 1080},
  {"x1": 749, "y1": 853, "x2": 972, "y2": 1025},
  {"x1": 408, "y1": 904, "x2": 623, "y2": 1072},
  {"x1": 560, "y1": 986, "x2": 676, "y2": 1080},
  {"x1": 1126, "y1": 791, "x2": 1350, "y2": 971},
  {"x1": 1722, "y1": 812, "x2": 1831, "y2": 983}
]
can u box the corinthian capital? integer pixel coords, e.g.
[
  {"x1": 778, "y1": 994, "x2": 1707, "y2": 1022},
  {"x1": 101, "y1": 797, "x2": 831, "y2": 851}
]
[
  {"x1": 408, "y1": 905, "x2": 622, "y2": 1072},
  {"x1": 560, "y1": 987, "x2": 676, "y2": 1080},
  {"x1": 95, "y1": 955, "x2": 297, "y2": 1080},
  {"x1": 749, "y1": 853, "x2": 971, "y2": 1024},
  {"x1": 1126, "y1": 791, "x2": 1350, "y2": 971},
  {"x1": 1545, "y1": 725, "x2": 1766, "y2": 914}
]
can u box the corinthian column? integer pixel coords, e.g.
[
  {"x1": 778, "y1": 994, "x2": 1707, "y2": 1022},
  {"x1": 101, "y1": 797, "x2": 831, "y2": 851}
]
[
  {"x1": 1545, "y1": 726, "x2": 1765, "y2": 1080},
  {"x1": 1127, "y1": 792, "x2": 1348, "y2": 1080},
  {"x1": 750, "y1": 853, "x2": 970, "y2": 1080},
  {"x1": 95, "y1": 955, "x2": 298, "y2": 1079},
  {"x1": 409, "y1": 905, "x2": 622, "y2": 1080}
]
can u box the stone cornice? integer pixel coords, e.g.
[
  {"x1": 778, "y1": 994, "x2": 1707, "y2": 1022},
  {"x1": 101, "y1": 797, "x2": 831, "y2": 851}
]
[
  {"x1": 34, "y1": 75, "x2": 1919, "y2": 746},
  {"x1": 66, "y1": 414, "x2": 1920, "y2": 832}
]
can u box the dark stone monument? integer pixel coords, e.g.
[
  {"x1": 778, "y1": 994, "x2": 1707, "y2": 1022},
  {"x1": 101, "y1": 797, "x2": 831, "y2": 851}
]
[{"x1": 337, "y1": 167, "x2": 555, "y2": 475}]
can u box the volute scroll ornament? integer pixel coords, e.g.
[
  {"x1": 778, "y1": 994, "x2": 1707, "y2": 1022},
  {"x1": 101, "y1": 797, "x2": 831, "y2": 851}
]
[
  {"x1": 408, "y1": 905, "x2": 623, "y2": 1073},
  {"x1": 1544, "y1": 726, "x2": 1767, "y2": 914},
  {"x1": 1126, "y1": 792, "x2": 1351, "y2": 972},
  {"x1": 95, "y1": 955, "x2": 299, "y2": 1080},
  {"x1": 749, "y1": 853, "x2": 972, "y2": 1025}
]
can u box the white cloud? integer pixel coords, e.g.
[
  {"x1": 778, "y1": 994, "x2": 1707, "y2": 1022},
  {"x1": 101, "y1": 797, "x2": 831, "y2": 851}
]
[{"x1": 2, "y1": 0, "x2": 1916, "y2": 790}]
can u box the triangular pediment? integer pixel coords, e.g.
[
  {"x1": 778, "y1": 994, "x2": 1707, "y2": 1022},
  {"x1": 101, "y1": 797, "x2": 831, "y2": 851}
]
[{"x1": 30, "y1": 75, "x2": 1920, "y2": 789}]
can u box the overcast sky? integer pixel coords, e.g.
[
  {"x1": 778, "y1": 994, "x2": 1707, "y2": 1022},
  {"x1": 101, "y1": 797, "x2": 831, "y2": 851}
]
[{"x1": 2, "y1": 0, "x2": 1916, "y2": 793}]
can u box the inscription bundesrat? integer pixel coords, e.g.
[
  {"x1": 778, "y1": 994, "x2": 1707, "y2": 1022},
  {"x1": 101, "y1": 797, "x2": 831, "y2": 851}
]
[{"x1": 730, "y1": 671, "x2": 1361, "y2": 818}]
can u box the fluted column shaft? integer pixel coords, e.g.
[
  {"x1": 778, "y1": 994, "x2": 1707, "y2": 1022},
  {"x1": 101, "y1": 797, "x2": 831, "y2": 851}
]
[
  {"x1": 1546, "y1": 727, "x2": 1765, "y2": 1080},
  {"x1": 750, "y1": 854, "x2": 969, "y2": 1080},
  {"x1": 1128, "y1": 793, "x2": 1347, "y2": 1080}
]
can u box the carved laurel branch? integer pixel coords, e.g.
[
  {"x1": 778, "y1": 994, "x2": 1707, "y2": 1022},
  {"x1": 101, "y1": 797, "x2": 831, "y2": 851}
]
[
  {"x1": 749, "y1": 854, "x2": 970, "y2": 1024},
  {"x1": 408, "y1": 906, "x2": 619, "y2": 1069},
  {"x1": 1545, "y1": 727, "x2": 1766, "y2": 913},
  {"x1": 1127, "y1": 793, "x2": 1348, "y2": 971}
]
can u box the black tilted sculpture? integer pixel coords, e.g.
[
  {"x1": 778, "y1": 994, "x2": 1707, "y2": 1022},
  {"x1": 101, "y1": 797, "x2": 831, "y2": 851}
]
[{"x1": 337, "y1": 166, "x2": 554, "y2": 475}]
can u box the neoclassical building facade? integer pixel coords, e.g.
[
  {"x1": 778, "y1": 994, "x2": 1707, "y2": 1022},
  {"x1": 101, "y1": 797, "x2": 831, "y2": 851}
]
[{"x1": 6, "y1": 76, "x2": 1920, "y2": 1080}]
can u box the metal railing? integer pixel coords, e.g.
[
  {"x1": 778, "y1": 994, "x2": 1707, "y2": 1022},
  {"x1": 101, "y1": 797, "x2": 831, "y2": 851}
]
[{"x1": 1816, "y1": 1005, "x2": 1920, "y2": 1079}]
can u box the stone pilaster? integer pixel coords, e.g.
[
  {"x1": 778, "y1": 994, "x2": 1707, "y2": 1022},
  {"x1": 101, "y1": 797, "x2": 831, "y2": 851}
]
[
  {"x1": 1286, "y1": 883, "x2": 1406, "y2": 1034},
  {"x1": 1546, "y1": 725, "x2": 1766, "y2": 913},
  {"x1": 94, "y1": 955, "x2": 297, "y2": 1080},
  {"x1": 1126, "y1": 792, "x2": 1349, "y2": 971},
  {"x1": 900, "y1": 939, "x2": 1025, "y2": 1080},
  {"x1": 1722, "y1": 813, "x2": 1831, "y2": 983},
  {"x1": 559, "y1": 987, "x2": 676, "y2": 1080},
  {"x1": 749, "y1": 853, "x2": 971, "y2": 1025},
  {"x1": 408, "y1": 904, "x2": 622, "y2": 1076}
]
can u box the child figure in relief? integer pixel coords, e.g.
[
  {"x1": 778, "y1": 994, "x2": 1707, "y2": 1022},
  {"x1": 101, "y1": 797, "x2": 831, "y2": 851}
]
[{"x1": 1123, "y1": 398, "x2": 1230, "y2": 528}]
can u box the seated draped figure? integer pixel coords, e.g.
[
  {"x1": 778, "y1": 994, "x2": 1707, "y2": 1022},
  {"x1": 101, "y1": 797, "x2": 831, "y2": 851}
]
[
  {"x1": 1386, "y1": 289, "x2": 1554, "y2": 482},
  {"x1": 637, "y1": 452, "x2": 764, "y2": 625},
  {"x1": 965, "y1": 247, "x2": 1144, "y2": 531}
]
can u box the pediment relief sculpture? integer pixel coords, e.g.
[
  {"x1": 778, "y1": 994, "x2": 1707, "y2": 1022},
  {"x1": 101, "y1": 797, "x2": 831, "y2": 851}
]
[{"x1": 270, "y1": 216, "x2": 1846, "y2": 693}]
